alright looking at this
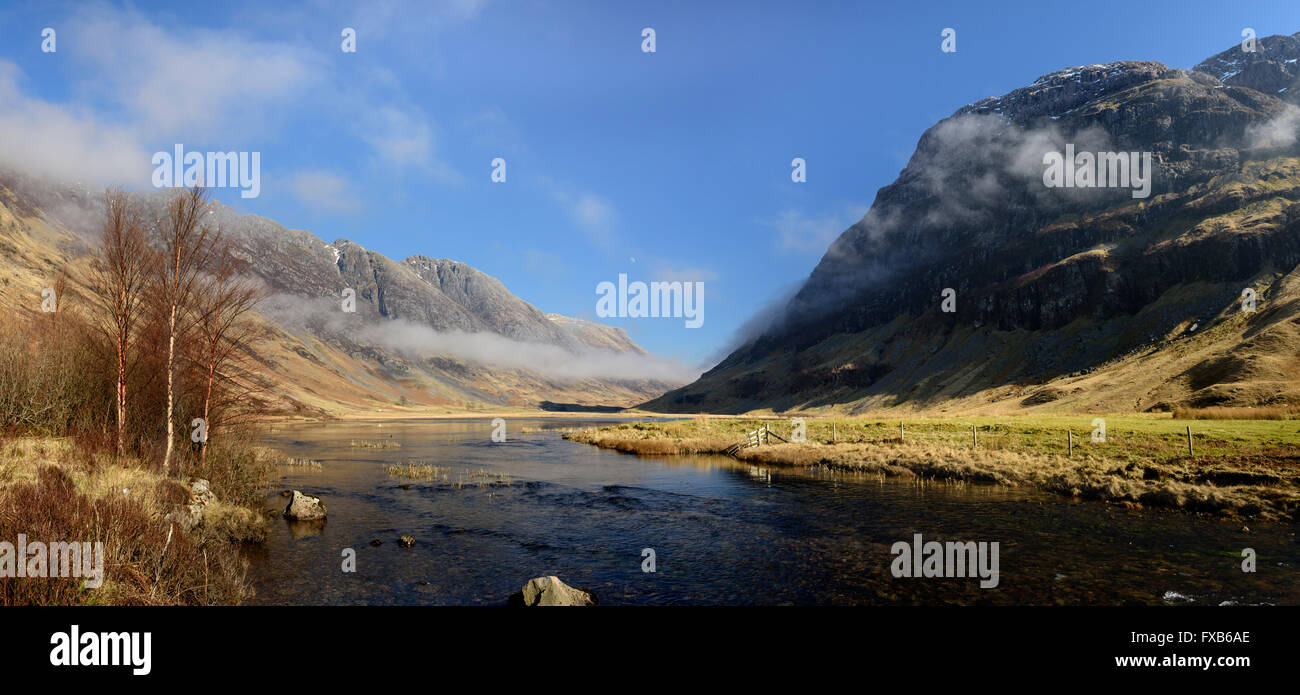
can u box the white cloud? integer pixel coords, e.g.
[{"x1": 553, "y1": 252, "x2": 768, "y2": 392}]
[
  {"x1": 362, "y1": 105, "x2": 460, "y2": 183},
  {"x1": 573, "y1": 193, "x2": 613, "y2": 229},
  {"x1": 263, "y1": 294, "x2": 696, "y2": 383},
  {"x1": 765, "y1": 205, "x2": 869, "y2": 254},
  {"x1": 1246, "y1": 105, "x2": 1300, "y2": 149},
  {"x1": 546, "y1": 183, "x2": 617, "y2": 248},
  {"x1": 288, "y1": 170, "x2": 361, "y2": 212},
  {"x1": 0, "y1": 4, "x2": 471, "y2": 194},
  {"x1": 69, "y1": 6, "x2": 324, "y2": 140},
  {"x1": 0, "y1": 61, "x2": 150, "y2": 185}
]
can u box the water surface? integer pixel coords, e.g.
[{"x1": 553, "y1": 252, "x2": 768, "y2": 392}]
[{"x1": 246, "y1": 418, "x2": 1299, "y2": 605}]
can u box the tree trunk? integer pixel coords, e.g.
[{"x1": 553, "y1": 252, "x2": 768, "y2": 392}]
[
  {"x1": 163, "y1": 304, "x2": 176, "y2": 474},
  {"x1": 201, "y1": 358, "x2": 214, "y2": 467},
  {"x1": 116, "y1": 339, "x2": 126, "y2": 457}
]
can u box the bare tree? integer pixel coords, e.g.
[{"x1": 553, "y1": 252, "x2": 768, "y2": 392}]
[
  {"x1": 154, "y1": 187, "x2": 213, "y2": 473},
  {"x1": 86, "y1": 189, "x2": 152, "y2": 456},
  {"x1": 192, "y1": 241, "x2": 266, "y2": 465}
]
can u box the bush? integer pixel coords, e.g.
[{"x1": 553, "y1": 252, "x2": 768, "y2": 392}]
[{"x1": 0, "y1": 465, "x2": 251, "y2": 605}]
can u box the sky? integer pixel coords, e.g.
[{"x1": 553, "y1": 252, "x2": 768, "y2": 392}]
[{"x1": 1, "y1": 0, "x2": 1298, "y2": 371}]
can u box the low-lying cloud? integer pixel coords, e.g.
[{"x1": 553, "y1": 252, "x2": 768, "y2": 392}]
[{"x1": 263, "y1": 294, "x2": 697, "y2": 384}]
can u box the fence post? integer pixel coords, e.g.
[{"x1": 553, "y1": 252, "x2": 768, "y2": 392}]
[
  {"x1": 1186, "y1": 426, "x2": 1193, "y2": 456},
  {"x1": 1068, "y1": 430, "x2": 1073, "y2": 456},
  {"x1": 833, "y1": 423, "x2": 837, "y2": 443},
  {"x1": 900, "y1": 421, "x2": 904, "y2": 442},
  {"x1": 972, "y1": 425, "x2": 977, "y2": 447}
]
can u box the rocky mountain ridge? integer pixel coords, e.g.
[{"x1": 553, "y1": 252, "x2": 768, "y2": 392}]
[
  {"x1": 0, "y1": 173, "x2": 679, "y2": 414},
  {"x1": 645, "y1": 36, "x2": 1300, "y2": 415}
]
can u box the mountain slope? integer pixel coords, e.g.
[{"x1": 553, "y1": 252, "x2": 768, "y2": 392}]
[
  {"x1": 0, "y1": 174, "x2": 681, "y2": 415},
  {"x1": 646, "y1": 40, "x2": 1300, "y2": 415}
]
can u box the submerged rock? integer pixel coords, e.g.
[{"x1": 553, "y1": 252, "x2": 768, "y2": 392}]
[
  {"x1": 285, "y1": 519, "x2": 326, "y2": 539},
  {"x1": 283, "y1": 490, "x2": 327, "y2": 521},
  {"x1": 508, "y1": 576, "x2": 598, "y2": 607}
]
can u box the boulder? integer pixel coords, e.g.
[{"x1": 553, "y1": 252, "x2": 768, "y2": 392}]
[
  {"x1": 509, "y1": 576, "x2": 598, "y2": 607},
  {"x1": 283, "y1": 490, "x2": 327, "y2": 521},
  {"x1": 165, "y1": 479, "x2": 216, "y2": 531},
  {"x1": 166, "y1": 504, "x2": 204, "y2": 532},
  {"x1": 190, "y1": 478, "x2": 215, "y2": 506}
]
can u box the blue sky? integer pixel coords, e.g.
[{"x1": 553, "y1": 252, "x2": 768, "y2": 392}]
[{"x1": 1, "y1": 0, "x2": 1298, "y2": 370}]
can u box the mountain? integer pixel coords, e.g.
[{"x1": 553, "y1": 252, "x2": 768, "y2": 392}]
[
  {"x1": 645, "y1": 36, "x2": 1300, "y2": 415},
  {"x1": 0, "y1": 173, "x2": 682, "y2": 416}
]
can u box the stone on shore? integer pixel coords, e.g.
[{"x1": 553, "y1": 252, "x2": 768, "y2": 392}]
[{"x1": 509, "y1": 576, "x2": 598, "y2": 606}]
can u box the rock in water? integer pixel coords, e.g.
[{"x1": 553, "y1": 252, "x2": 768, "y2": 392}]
[
  {"x1": 398, "y1": 535, "x2": 416, "y2": 548},
  {"x1": 510, "y1": 576, "x2": 598, "y2": 606},
  {"x1": 283, "y1": 490, "x2": 327, "y2": 521}
]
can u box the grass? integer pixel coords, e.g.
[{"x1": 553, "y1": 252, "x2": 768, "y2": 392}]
[
  {"x1": 350, "y1": 439, "x2": 402, "y2": 449},
  {"x1": 384, "y1": 461, "x2": 444, "y2": 480},
  {"x1": 0, "y1": 435, "x2": 276, "y2": 605},
  {"x1": 565, "y1": 414, "x2": 1300, "y2": 521},
  {"x1": 1173, "y1": 406, "x2": 1299, "y2": 420}
]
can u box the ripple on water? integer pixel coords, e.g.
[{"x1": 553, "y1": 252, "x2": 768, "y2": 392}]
[{"x1": 247, "y1": 419, "x2": 1300, "y2": 606}]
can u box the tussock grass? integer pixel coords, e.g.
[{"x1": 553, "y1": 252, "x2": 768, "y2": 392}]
[
  {"x1": 0, "y1": 440, "x2": 261, "y2": 605},
  {"x1": 1173, "y1": 405, "x2": 1299, "y2": 420},
  {"x1": 468, "y1": 469, "x2": 511, "y2": 487},
  {"x1": 384, "y1": 461, "x2": 444, "y2": 480},
  {"x1": 566, "y1": 416, "x2": 1300, "y2": 521},
  {"x1": 350, "y1": 439, "x2": 401, "y2": 449}
]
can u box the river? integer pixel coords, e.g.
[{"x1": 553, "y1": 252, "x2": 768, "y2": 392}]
[{"x1": 246, "y1": 418, "x2": 1299, "y2": 605}]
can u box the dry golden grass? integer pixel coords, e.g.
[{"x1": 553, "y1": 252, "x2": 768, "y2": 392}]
[
  {"x1": 350, "y1": 439, "x2": 401, "y2": 449},
  {"x1": 1173, "y1": 405, "x2": 1299, "y2": 420},
  {"x1": 0, "y1": 436, "x2": 266, "y2": 605},
  {"x1": 567, "y1": 418, "x2": 1300, "y2": 521},
  {"x1": 385, "y1": 461, "x2": 444, "y2": 480}
]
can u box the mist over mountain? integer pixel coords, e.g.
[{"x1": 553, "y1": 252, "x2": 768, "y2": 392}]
[
  {"x1": 646, "y1": 35, "x2": 1300, "y2": 415},
  {"x1": 0, "y1": 173, "x2": 687, "y2": 415}
]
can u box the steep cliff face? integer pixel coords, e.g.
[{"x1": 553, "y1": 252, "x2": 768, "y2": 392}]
[
  {"x1": 1195, "y1": 32, "x2": 1300, "y2": 102},
  {"x1": 646, "y1": 41, "x2": 1300, "y2": 415},
  {"x1": 0, "y1": 175, "x2": 679, "y2": 414}
]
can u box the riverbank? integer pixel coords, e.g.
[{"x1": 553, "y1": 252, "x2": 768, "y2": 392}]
[
  {"x1": 0, "y1": 435, "x2": 277, "y2": 605},
  {"x1": 564, "y1": 415, "x2": 1300, "y2": 521}
]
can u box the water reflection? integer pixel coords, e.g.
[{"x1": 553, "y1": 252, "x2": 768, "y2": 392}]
[{"x1": 246, "y1": 418, "x2": 1300, "y2": 606}]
